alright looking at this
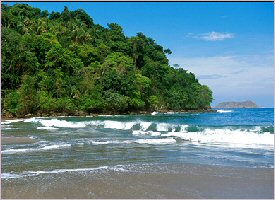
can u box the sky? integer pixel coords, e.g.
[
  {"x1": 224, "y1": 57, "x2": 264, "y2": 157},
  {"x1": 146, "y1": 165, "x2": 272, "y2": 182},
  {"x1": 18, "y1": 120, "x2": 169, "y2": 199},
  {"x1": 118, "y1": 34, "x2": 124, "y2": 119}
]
[{"x1": 8, "y1": 2, "x2": 274, "y2": 107}]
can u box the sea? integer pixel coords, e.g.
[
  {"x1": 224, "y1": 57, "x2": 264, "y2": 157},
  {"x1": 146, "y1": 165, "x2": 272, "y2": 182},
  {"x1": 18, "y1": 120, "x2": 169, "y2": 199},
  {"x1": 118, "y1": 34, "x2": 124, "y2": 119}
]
[{"x1": 1, "y1": 108, "x2": 274, "y2": 180}]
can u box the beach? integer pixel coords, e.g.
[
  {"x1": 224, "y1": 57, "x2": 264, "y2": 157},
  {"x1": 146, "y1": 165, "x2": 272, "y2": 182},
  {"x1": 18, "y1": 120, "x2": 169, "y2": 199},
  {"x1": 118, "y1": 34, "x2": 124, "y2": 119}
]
[
  {"x1": 1, "y1": 136, "x2": 36, "y2": 145},
  {"x1": 2, "y1": 2, "x2": 273, "y2": 199},
  {"x1": 2, "y1": 163, "x2": 273, "y2": 199},
  {"x1": 1, "y1": 108, "x2": 274, "y2": 199}
]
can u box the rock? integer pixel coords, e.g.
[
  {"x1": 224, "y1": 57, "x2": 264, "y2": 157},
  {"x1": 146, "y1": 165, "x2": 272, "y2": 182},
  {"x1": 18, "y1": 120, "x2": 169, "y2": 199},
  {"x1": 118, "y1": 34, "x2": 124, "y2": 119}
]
[{"x1": 25, "y1": 113, "x2": 32, "y2": 117}]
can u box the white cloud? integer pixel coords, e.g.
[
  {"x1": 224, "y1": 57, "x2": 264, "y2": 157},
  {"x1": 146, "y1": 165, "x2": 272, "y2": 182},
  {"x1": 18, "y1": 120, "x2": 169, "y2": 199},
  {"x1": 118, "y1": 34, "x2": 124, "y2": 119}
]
[
  {"x1": 170, "y1": 55, "x2": 274, "y2": 106},
  {"x1": 189, "y1": 32, "x2": 235, "y2": 41}
]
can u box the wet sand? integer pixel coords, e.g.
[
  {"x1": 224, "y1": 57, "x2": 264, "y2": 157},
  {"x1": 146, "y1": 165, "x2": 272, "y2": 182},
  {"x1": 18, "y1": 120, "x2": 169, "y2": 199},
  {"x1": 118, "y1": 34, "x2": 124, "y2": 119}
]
[
  {"x1": 1, "y1": 136, "x2": 36, "y2": 145},
  {"x1": 1, "y1": 164, "x2": 273, "y2": 199}
]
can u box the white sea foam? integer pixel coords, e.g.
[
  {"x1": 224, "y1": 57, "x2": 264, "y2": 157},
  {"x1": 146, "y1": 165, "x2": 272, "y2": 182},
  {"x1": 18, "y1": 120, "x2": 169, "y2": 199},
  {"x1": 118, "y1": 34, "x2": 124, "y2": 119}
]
[
  {"x1": 30, "y1": 166, "x2": 109, "y2": 174},
  {"x1": 151, "y1": 111, "x2": 158, "y2": 115},
  {"x1": 104, "y1": 121, "x2": 136, "y2": 130},
  {"x1": 25, "y1": 118, "x2": 87, "y2": 128},
  {"x1": 180, "y1": 125, "x2": 189, "y2": 132},
  {"x1": 1, "y1": 121, "x2": 11, "y2": 125},
  {"x1": 165, "y1": 111, "x2": 175, "y2": 114},
  {"x1": 2, "y1": 165, "x2": 128, "y2": 179},
  {"x1": 90, "y1": 140, "x2": 131, "y2": 145},
  {"x1": 156, "y1": 123, "x2": 183, "y2": 132},
  {"x1": 40, "y1": 119, "x2": 86, "y2": 128},
  {"x1": 1, "y1": 143, "x2": 71, "y2": 154},
  {"x1": 24, "y1": 117, "x2": 40, "y2": 123},
  {"x1": 6, "y1": 119, "x2": 24, "y2": 123},
  {"x1": 40, "y1": 144, "x2": 71, "y2": 150},
  {"x1": 91, "y1": 141, "x2": 112, "y2": 145},
  {"x1": 161, "y1": 132, "x2": 187, "y2": 138},
  {"x1": 1, "y1": 148, "x2": 34, "y2": 154},
  {"x1": 156, "y1": 123, "x2": 169, "y2": 131},
  {"x1": 249, "y1": 126, "x2": 262, "y2": 132},
  {"x1": 27, "y1": 118, "x2": 139, "y2": 130},
  {"x1": 1, "y1": 119, "x2": 23, "y2": 125},
  {"x1": 24, "y1": 117, "x2": 189, "y2": 134},
  {"x1": 217, "y1": 110, "x2": 233, "y2": 113},
  {"x1": 139, "y1": 122, "x2": 152, "y2": 131},
  {"x1": 166, "y1": 128, "x2": 274, "y2": 148},
  {"x1": 1, "y1": 173, "x2": 26, "y2": 179},
  {"x1": 132, "y1": 130, "x2": 161, "y2": 136},
  {"x1": 135, "y1": 138, "x2": 176, "y2": 144},
  {"x1": 2, "y1": 127, "x2": 19, "y2": 130}
]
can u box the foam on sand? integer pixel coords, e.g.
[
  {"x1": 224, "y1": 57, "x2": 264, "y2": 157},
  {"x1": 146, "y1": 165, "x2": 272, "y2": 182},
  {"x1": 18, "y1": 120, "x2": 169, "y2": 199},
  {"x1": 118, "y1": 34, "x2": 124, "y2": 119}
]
[
  {"x1": 1, "y1": 143, "x2": 71, "y2": 154},
  {"x1": 1, "y1": 165, "x2": 128, "y2": 179}
]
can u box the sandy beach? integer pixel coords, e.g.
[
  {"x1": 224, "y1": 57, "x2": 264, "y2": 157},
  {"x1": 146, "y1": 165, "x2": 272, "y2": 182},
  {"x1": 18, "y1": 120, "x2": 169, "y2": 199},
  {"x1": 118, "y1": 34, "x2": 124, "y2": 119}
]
[
  {"x1": 1, "y1": 163, "x2": 273, "y2": 199},
  {"x1": 1, "y1": 136, "x2": 36, "y2": 145},
  {"x1": 2, "y1": 111, "x2": 274, "y2": 199}
]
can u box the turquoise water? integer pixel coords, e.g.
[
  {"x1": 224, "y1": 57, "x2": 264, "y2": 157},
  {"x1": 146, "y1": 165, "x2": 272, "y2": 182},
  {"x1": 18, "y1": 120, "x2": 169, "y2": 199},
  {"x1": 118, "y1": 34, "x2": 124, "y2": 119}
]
[{"x1": 1, "y1": 108, "x2": 274, "y2": 179}]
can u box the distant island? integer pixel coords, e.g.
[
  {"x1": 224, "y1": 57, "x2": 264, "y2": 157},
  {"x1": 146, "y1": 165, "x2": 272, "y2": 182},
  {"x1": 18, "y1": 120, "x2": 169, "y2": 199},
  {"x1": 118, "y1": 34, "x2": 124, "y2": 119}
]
[{"x1": 215, "y1": 100, "x2": 259, "y2": 108}]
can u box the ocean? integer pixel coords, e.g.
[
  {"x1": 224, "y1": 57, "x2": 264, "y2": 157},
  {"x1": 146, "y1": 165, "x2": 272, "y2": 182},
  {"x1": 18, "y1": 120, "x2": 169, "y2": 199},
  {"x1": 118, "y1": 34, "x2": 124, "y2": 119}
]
[{"x1": 1, "y1": 108, "x2": 274, "y2": 198}]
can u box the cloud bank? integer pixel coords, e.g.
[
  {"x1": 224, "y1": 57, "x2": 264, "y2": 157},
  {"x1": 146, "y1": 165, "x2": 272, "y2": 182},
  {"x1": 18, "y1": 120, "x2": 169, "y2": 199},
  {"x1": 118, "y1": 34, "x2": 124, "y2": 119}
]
[{"x1": 170, "y1": 54, "x2": 274, "y2": 106}]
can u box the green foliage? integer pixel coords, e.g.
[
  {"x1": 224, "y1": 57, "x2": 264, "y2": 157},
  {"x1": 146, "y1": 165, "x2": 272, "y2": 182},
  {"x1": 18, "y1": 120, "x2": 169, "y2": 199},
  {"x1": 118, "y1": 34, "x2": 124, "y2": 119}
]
[
  {"x1": 37, "y1": 91, "x2": 56, "y2": 113},
  {"x1": 1, "y1": 3, "x2": 213, "y2": 116},
  {"x1": 78, "y1": 95, "x2": 104, "y2": 113},
  {"x1": 3, "y1": 90, "x2": 22, "y2": 116},
  {"x1": 1, "y1": 27, "x2": 39, "y2": 90},
  {"x1": 54, "y1": 97, "x2": 77, "y2": 114},
  {"x1": 129, "y1": 97, "x2": 145, "y2": 110},
  {"x1": 148, "y1": 96, "x2": 160, "y2": 110},
  {"x1": 103, "y1": 91, "x2": 129, "y2": 113},
  {"x1": 18, "y1": 75, "x2": 38, "y2": 115}
]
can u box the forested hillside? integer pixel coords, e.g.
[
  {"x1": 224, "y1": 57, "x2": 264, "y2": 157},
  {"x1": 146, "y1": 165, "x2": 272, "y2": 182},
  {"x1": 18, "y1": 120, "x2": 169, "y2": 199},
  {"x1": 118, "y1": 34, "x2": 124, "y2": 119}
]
[{"x1": 1, "y1": 4, "x2": 213, "y2": 117}]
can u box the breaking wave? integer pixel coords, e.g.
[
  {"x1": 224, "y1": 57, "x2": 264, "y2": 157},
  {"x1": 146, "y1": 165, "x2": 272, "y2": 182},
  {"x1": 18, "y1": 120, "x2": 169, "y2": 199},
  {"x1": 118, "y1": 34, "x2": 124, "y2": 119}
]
[
  {"x1": 217, "y1": 110, "x2": 233, "y2": 113},
  {"x1": 135, "y1": 138, "x2": 176, "y2": 144},
  {"x1": 161, "y1": 128, "x2": 273, "y2": 148},
  {"x1": 24, "y1": 117, "x2": 187, "y2": 132},
  {"x1": 17, "y1": 117, "x2": 275, "y2": 148}
]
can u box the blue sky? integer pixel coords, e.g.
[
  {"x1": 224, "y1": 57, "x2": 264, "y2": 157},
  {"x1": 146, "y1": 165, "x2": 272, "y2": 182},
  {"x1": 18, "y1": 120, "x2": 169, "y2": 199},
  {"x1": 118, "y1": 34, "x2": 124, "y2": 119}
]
[{"x1": 8, "y1": 2, "x2": 274, "y2": 107}]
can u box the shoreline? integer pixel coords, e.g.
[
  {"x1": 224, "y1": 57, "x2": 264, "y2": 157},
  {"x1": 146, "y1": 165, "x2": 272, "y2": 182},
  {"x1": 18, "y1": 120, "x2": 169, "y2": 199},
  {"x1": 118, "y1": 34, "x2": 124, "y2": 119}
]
[
  {"x1": 1, "y1": 136, "x2": 36, "y2": 145},
  {"x1": 1, "y1": 108, "x2": 216, "y2": 120},
  {"x1": 2, "y1": 163, "x2": 273, "y2": 199}
]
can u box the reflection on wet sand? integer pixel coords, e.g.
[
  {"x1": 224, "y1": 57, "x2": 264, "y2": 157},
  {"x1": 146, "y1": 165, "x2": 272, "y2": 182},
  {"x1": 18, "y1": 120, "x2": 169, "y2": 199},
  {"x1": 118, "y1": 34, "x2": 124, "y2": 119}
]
[{"x1": 2, "y1": 163, "x2": 274, "y2": 199}]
